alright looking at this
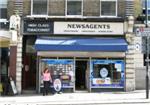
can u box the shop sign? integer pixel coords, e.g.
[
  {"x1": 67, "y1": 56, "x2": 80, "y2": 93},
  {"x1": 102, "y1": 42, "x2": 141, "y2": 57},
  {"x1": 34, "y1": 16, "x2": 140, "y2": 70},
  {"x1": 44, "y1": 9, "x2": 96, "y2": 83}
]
[
  {"x1": 54, "y1": 22, "x2": 124, "y2": 35},
  {"x1": 23, "y1": 20, "x2": 53, "y2": 34}
]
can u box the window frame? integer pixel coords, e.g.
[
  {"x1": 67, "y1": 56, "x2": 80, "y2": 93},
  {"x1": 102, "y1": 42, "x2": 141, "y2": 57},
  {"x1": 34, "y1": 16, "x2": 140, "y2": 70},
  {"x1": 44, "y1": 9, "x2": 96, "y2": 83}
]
[
  {"x1": 100, "y1": 0, "x2": 117, "y2": 17},
  {"x1": 65, "y1": 0, "x2": 83, "y2": 17},
  {"x1": 31, "y1": 0, "x2": 49, "y2": 16}
]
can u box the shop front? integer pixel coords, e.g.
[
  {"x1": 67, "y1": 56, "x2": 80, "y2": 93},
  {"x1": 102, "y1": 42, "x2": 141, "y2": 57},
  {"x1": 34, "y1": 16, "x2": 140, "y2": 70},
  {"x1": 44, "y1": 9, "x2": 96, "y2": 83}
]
[
  {"x1": 23, "y1": 19, "x2": 128, "y2": 93},
  {"x1": 37, "y1": 58, "x2": 125, "y2": 93},
  {"x1": 35, "y1": 37, "x2": 127, "y2": 93}
]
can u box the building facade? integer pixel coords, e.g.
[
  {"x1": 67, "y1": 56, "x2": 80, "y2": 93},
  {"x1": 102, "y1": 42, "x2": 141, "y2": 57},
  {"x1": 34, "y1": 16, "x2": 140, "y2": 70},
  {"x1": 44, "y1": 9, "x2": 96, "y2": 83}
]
[
  {"x1": 134, "y1": 0, "x2": 150, "y2": 89},
  {"x1": 3, "y1": 0, "x2": 135, "y2": 94}
]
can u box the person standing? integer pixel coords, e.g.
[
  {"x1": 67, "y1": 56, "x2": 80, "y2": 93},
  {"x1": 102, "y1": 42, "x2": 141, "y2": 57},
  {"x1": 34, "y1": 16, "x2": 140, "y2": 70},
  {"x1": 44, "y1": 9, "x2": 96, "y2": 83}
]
[{"x1": 42, "y1": 68, "x2": 52, "y2": 96}]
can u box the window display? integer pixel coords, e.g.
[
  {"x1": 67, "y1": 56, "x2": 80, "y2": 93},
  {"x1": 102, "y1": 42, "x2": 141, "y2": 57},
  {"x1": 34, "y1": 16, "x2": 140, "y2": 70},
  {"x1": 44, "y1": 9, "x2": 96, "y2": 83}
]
[
  {"x1": 91, "y1": 60, "x2": 124, "y2": 88},
  {"x1": 40, "y1": 59, "x2": 74, "y2": 88}
]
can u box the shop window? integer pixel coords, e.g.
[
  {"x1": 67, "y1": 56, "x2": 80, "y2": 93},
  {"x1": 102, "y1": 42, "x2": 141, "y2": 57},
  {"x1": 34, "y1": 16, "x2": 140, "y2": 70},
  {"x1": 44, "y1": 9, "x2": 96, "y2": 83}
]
[
  {"x1": 91, "y1": 60, "x2": 124, "y2": 88},
  {"x1": 31, "y1": 0, "x2": 48, "y2": 15},
  {"x1": 100, "y1": 0, "x2": 117, "y2": 17},
  {"x1": 66, "y1": 0, "x2": 83, "y2": 16},
  {"x1": 40, "y1": 59, "x2": 74, "y2": 89}
]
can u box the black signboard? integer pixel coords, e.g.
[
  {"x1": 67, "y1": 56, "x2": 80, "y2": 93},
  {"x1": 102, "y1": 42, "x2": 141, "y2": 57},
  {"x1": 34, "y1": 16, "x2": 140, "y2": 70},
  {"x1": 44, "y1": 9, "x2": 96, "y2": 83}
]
[{"x1": 23, "y1": 20, "x2": 53, "y2": 34}]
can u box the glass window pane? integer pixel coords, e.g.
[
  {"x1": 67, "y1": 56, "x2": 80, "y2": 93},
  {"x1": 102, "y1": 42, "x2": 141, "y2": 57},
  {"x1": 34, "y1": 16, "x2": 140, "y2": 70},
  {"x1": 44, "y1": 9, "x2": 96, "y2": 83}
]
[
  {"x1": 92, "y1": 60, "x2": 124, "y2": 88},
  {"x1": 101, "y1": 1, "x2": 116, "y2": 16},
  {"x1": 0, "y1": 8, "x2": 7, "y2": 18},
  {"x1": 67, "y1": 1, "x2": 82, "y2": 15},
  {"x1": 33, "y1": 0, "x2": 47, "y2": 15},
  {"x1": 0, "y1": 22, "x2": 9, "y2": 29},
  {"x1": 142, "y1": 0, "x2": 150, "y2": 9},
  {"x1": 0, "y1": 0, "x2": 7, "y2": 19},
  {"x1": 0, "y1": 0, "x2": 7, "y2": 4}
]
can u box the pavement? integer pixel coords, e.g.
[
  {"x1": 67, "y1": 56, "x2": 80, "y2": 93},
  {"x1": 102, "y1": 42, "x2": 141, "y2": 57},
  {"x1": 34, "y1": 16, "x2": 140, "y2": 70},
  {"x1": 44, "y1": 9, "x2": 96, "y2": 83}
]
[{"x1": 0, "y1": 90, "x2": 150, "y2": 105}]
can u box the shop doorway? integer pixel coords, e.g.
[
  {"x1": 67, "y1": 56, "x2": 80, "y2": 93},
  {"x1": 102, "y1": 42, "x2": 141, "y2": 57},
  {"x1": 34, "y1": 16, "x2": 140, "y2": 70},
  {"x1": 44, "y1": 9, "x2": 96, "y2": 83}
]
[
  {"x1": 22, "y1": 36, "x2": 37, "y2": 93},
  {"x1": 22, "y1": 54, "x2": 36, "y2": 91},
  {"x1": 75, "y1": 60, "x2": 87, "y2": 90}
]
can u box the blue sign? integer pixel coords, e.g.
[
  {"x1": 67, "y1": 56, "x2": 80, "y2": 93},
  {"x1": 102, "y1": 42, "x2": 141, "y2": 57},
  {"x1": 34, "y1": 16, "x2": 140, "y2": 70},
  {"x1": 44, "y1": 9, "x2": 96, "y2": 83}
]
[{"x1": 41, "y1": 59, "x2": 73, "y2": 64}]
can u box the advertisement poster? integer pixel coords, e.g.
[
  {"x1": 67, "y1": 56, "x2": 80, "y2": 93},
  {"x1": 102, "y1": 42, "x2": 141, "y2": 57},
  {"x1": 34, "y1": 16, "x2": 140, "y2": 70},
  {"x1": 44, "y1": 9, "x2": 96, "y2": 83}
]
[
  {"x1": 91, "y1": 60, "x2": 124, "y2": 88},
  {"x1": 53, "y1": 79, "x2": 62, "y2": 92},
  {"x1": 41, "y1": 59, "x2": 74, "y2": 88}
]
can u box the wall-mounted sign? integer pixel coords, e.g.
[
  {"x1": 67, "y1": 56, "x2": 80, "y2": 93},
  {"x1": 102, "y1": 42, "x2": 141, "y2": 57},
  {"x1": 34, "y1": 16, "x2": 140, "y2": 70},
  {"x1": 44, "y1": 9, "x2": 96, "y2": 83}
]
[
  {"x1": 54, "y1": 22, "x2": 124, "y2": 35},
  {"x1": 23, "y1": 20, "x2": 53, "y2": 34}
]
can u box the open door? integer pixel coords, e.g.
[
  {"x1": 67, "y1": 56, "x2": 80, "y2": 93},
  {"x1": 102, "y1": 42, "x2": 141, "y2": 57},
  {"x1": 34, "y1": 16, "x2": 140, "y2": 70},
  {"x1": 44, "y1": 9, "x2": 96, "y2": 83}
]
[
  {"x1": 22, "y1": 54, "x2": 36, "y2": 90},
  {"x1": 75, "y1": 60, "x2": 87, "y2": 90}
]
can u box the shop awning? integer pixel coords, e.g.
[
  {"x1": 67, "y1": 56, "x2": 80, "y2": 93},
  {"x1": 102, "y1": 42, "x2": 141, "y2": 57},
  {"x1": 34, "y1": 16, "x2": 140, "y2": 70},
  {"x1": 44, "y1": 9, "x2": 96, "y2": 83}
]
[{"x1": 35, "y1": 38, "x2": 128, "y2": 52}]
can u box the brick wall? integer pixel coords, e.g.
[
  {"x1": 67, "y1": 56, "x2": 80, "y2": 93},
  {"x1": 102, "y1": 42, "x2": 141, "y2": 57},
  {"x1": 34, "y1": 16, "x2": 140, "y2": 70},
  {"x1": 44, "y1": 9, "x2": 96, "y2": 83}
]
[
  {"x1": 83, "y1": 0, "x2": 100, "y2": 16},
  {"x1": 7, "y1": 0, "x2": 130, "y2": 18},
  {"x1": 23, "y1": 0, "x2": 30, "y2": 16},
  {"x1": 49, "y1": 0, "x2": 65, "y2": 16},
  {"x1": 118, "y1": 0, "x2": 125, "y2": 17},
  {"x1": 7, "y1": 0, "x2": 15, "y2": 18}
]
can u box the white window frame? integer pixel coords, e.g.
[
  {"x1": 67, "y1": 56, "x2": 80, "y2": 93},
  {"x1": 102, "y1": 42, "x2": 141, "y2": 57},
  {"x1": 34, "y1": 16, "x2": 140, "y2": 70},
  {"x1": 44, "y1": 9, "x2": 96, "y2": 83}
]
[
  {"x1": 31, "y1": 0, "x2": 49, "y2": 16},
  {"x1": 100, "y1": 0, "x2": 117, "y2": 17},
  {"x1": 65, "y1": 0, "x2": 83, "y2": 17}
]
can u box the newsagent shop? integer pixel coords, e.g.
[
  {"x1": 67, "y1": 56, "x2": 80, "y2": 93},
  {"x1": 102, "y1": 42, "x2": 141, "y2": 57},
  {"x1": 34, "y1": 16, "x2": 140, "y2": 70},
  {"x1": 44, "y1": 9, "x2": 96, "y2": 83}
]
[{"x1": 22, "y1": 19, "x2": 128, "y2": 93}]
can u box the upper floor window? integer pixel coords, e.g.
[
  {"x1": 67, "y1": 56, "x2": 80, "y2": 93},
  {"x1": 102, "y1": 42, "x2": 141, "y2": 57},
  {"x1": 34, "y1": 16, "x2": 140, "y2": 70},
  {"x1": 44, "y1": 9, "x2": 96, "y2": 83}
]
[
  {"x1": 142, "y1": 0, "x2": 150, "y2": 16},
  {"x1": 0, "y1": 0, "x2": 7, "y2": 19},
  {"x1": 142, "y1": 0, "x2": 150, "y2": 9},
  {"x1": 31, "y1": 0, "x2": 48, "y2": 15},
  {"x1": 100, "y1": 0, "x2": 117, "y2": 17},
  {"x1": 66, "y1": 0, "x2": 83, "y2": 16},
  {"x1": 0, "y1": 0, "x2": 8, "y2": 29}
]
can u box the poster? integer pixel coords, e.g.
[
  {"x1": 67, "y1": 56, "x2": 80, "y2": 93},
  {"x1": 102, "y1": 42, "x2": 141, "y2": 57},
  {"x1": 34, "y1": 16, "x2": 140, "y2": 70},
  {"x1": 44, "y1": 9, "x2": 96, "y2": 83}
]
[
  {"x1": 91, "y1": 60, "x2": 124, "y2": 88},
  {"x1": 41, "y1": 59, "x2": 74, "y2": 88}
]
